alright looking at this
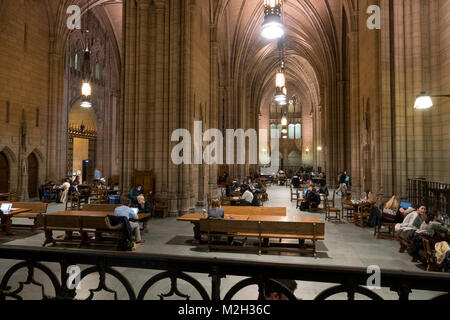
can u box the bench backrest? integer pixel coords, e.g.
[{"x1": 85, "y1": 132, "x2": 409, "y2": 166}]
[
  {"x1": 37, "y1": 215, "x2": 117, "y2": 231},
  {"x1": 259, "y1": 221, "x2": 325, "y2": 236},
  {"x1": 37, "y1": 215, "x2": 82, "y2": 229},
  {"x1": 199, "y1": 219, "x2": 325, "y2": 237},
  {"x1": 222, "y1": 206, "x2": 286, "y2": 217},
  {"x1": 0, "y1": 202, "x2": 48, "y2": 214},
  {"x1": 199, "y1": 219, "x2": 262, "y2": 234},
  {"x1": 83, "y1": 204, "x2": 121, "y2": 212},
  {"x1": 82, "y1": 216, "x2": 111, "y2": 230}
]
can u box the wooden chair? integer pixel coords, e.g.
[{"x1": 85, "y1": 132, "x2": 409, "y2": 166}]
[
  {"x1": 8, "y1": 191, "x2": 19, "y2": 202},
  {"x1": 341, "y1": 196, "x2": 355, "y2": 220},
  {"x1": 65, "y1": 192, "x2": 82, "y2": 211},
  {"x1": 374, "y1": 221, "x2": 396, "y2": 239},
  {"x1": 422, "y1": 238, "x2": 438, "y2": 272},
  {"x1": 154, "y1": 198, "x2": 169, "y2": 218},
  {"x1": 221, "y1": 197, "x2": 231, "y2": 206},
  {"x1": 324, "y1": 194, "x2": 341, "y2": 222},
  {"x1": 290, "y1": 186, "x2": 299, "y2": 202},
  {"x1": 353, "y1": 203, "x2": 372, "y2": 228}
]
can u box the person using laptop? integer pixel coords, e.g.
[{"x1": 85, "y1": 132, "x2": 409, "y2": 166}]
[{"x1": 114, "y1": 206, "x2": 145, "y2": 244}]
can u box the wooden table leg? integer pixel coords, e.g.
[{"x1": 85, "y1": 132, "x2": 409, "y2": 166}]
[
  {"x1": 143, "y1": 221, "x2": 149, "y2": 233},
  {"x1": 3, "y1": 217, "x2": 15, "y2": 236},
  {"x1": 192, "y1": 223, "x2": 201, "y2": 244},
  {"x1": 43, "y1": 230, "x2": 54, "y2": 247}
]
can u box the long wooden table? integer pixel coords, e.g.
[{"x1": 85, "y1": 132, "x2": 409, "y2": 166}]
[
  {"x1": 48, "y1": 210, "x2": 151, "y2": 221},
  {"x1": 178, "y1": 213, "x2": 321, "y2": 242},
  {"x1": 1, "y1": 208, "x2": 32, "y2": 235}
]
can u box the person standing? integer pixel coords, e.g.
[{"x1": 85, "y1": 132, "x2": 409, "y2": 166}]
[
  {"x1": 58, "y1": 178, "x2": 71, "y2": 204},
  {"x1": 336, "y1": 171, "x2": 348, "y2": 195}
]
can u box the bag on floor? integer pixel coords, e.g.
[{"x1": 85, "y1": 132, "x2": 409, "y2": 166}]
[{"x1": 368, "y1": 207, "x2": 382, "y2": 227}]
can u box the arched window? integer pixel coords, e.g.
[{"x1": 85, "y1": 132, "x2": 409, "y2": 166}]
[
  {"x1": 74, "y1": 53, "x2": 79, "y2": 70},
  {"x1": 288, "y1": 124, "x2": 295, "y2": 139},
  {"x1": 277, "y1": 124, "x2": 282, "y2": 138},
  {"x1": 270, "y1": 124, "x2": 277, "y2": 139},
  {"x1": 288, "y1": 102, "x2": 295, "y2": 114},
  {"x1": 295, "y1": 124, "x2": 302, "y2": 139}
]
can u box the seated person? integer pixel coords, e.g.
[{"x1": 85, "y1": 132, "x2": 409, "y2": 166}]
[
  {"x1": 208, "y1": 200, "x2": 234, "y2": 243},
  {"x1": 291, "y1": 176, "x2": 301, "y2": 188},
  {"x1": 247, "y1": 178, "x2": 256, "y2": 191},
  {"x1": 408, "y1": 212, "x2": 448, "y2": 261},
  {"x1": 264, "y1": 279, "x2": 298, "y2": 300},
  {"x1": 129, "y1": 185, "x2": 143, "y2": 205},
  {"x1": 208, "y1": 199, "x2": 225, "y2": 219},
  {"x1": 382, "y1": 195, "x2": 402, "y2": 223},
  {"x1": 301, "y1": 187, "x2": 321, "y2": 211},
  {"x1": 417, "y1": 212, "x2": 449, "y2": 241},
  {"x1": 435, "y1": 241, "x2": 450, "y2": 271},
  {"x1": 133, "y1": 194, "x2": 153, "y2": 233},
  {"x1": 395, "y1": 205, "x2": 426, "y2": 252},
  {"x1": 114, "y1": 205, "x2": 145, "y2": 244},
  {"x1": 240, "y1": 185, "x2": 254, "y2": 206},
  {"x1": 135, "y1": 194, "x2": 153, "y2": 214}
]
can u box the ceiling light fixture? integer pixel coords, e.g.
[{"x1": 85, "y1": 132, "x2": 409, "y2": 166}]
[{"x1": 261, "y1": 0, "x2": 284, "y2": 40}]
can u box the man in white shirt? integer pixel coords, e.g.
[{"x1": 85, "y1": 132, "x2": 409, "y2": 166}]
[
  {"x1": 114, "y1": 206, "x2": 145, "y2": 244},
  {"x1": 240, "y1": 185, "x2": 254, "y2": 206}
]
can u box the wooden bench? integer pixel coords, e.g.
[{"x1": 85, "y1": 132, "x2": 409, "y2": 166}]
[
  {"x1": 0, "y1": 202, "x2": 48, "y2": 228},
  {"x1": 199, "y1": 219, "x2": 324, "y2": 256},
  {"x1": 222, "y1": 206, "x2": 286, "y2": 217},
  {"x1": 36, "y1": 215, "x2": 124, "y2": 248}
]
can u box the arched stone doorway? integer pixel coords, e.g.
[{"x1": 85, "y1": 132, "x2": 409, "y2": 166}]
[
  {"x1": 0, "y1": 152, "x2": 9, "y2": 193},
  {"x1": 68, "y1": 101, "x2": 98, "y2": 184},
  {"x1": 27, "y1": 153, "x2": 38, "y2": 198}
]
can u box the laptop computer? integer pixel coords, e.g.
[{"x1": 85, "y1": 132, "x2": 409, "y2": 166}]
[
  {"x1": 1, "y1": 203, "x2": 12, "y2": 213},
  {"x1": 400, "y1": 202, "x2": 412, "y2": 210}
]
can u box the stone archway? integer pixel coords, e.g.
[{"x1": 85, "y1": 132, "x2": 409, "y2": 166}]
[{"x1": 68, "y1": 101, "x2": 98, "y2": 184}]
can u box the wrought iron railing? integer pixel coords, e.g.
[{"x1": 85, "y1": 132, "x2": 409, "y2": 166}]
[
  {"x1": 0, "y1": 245, "x2": 449, "y2": 300},
  {"x1": 407, "y1": 179, "x2": 450, "y2": 217}
]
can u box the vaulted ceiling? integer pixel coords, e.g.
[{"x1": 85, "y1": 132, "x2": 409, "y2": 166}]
[{"x1": 213, "y1": 0, "x2": 356, "y2": 114}]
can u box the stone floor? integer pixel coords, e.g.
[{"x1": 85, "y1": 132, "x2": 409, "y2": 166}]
[{"x1": 0, "y1": 186, "x2": 445, "y2": 300}]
